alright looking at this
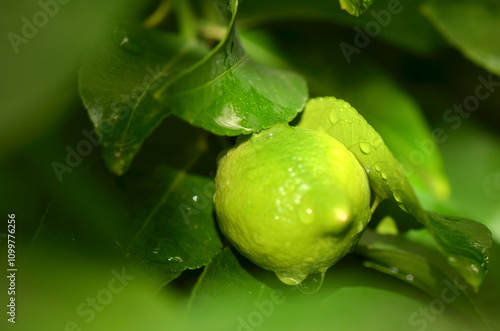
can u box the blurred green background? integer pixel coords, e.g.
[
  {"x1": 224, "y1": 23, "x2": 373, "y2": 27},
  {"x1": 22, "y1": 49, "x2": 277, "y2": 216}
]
[{"x1": 1, "y1": 0, "x2": 499, "y2": 330}]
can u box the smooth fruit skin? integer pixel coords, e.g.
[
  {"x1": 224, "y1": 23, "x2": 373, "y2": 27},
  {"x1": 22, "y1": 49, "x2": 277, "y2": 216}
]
[{"x1": 214, "y1": 124, "x2": 371, "y2": 285}]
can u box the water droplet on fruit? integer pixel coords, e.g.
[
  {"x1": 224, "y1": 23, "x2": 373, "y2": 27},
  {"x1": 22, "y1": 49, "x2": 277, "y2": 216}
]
[
  {"x1": 373, "y1": 137, "x2": 383, "y2": 148},
  {"x1": 276, "y1": 271, "x2": 307, "y2": 285},
  {"x1": 297, "y1": 272, "x2": 325, "y2": 294},
  {"x1": 406, "y1": 274, "x2": 414, "y2": 281},
  {"x1": 381, "y1": 172, "x2": 388, "y2": 180},
  {"x1": 374, "y1": 164, "x2": 381, "y2": 172},
  {"x1": 329, "y1": 112, "x2": 339, "y2": 124},
  {"x1": 359, "y1": 142, "x2": 372, "y2": 154}
]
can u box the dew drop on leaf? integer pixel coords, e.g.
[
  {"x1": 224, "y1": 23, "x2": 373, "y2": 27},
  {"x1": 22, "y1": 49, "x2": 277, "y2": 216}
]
[
  {"x1": 119, "y1": 37, "x2": 143, "y2": 55},
  {"x1": 167, "y1": 256, "x2": 184, "y2": 263},
  {"x1": 359, "y1": 142, "x2": 372, "y2": 154},
  {"x1": 113, "y1": 26, "x2": 143, "y2": 55},
  {"x1": 393, "y1": 191, "x2": 403, "y2": 203}
]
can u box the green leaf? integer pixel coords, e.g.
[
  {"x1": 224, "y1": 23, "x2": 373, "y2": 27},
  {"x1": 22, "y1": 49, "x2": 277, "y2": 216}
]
[
  {"x1": 79, "y1": 26, "x2": 209, "y2": 175},
  {"x1": 33, "y1": 160, "x2": 222, "y2": 289},
  {"x1": 422, "y1": 0, "x2": 500, "y2": 76},
  {"x1": 80, "y1": 0, "x2": 307, "y2": 174},
  {"x1": 124, "y1": 165, "x2": 223, "y2": 288},
  {"x1": 339, "y1": 67, "x2": 451, "y2": 200},
  {"x1": 426, "y1": 212, "x2": 492, "y2": 288},
  {"x1": 357, "y1": 229, "x2": 486, "y2": 325},
  {"x1": 186, "y1": 248, "x2": 277, "y2": 329},
  {"x1": 298, "y1": 96, "x2": 492, "y2": 289},
  {"x1": 472, "y1": 243, "x2": 500, "y2": 330},
  {"x1": 187, "y1": 247, "x2": 477, "y2": 330},
  {"x1": 339, "y1": 0, "x2": 375, "y2": 16},
  {"x1": 157, "y1": 0, "x2": 308, "y2": 136}
]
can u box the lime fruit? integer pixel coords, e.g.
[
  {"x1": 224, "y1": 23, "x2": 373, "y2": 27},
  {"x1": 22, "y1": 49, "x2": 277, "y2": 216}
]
[{"x1": 214, "y1": 124, "x2": 371, "y2": 286}]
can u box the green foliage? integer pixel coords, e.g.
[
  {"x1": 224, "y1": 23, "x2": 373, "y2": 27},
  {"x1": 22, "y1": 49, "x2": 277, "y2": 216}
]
[
  {"x1": 186, "y1": 248, "x2": 278, "y2": 326},
  {"x1": 158, "y1": 0, "x2": 308, "y2": 137},
  {"x1": 339, "y1": 0, "x2": 375, "y2": 16},
  {"x1": 357, "y1": 229, "x2": 484, "y2": 324},
  {"x1": 2, "y1": 0, "x2": 500, "y2": 330},
  {"x1": 299, "y1": 97, "x2": 492, "y2": 290},
  {"x1": 79, "y1": 26, "x2": 210, "y2": 175},
  {"x1": 123, "y1": 165, "x2": 223, "y2": 287},
  {"x1": 80, "y1": 0, "x2": 307, "y2": 174},
  {"x1": 422, "y1": 0, "x2": 500, "y2": 76}
]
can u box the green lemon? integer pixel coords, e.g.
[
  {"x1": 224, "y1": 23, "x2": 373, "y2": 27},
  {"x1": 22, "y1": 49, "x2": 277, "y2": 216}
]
[{"x1": 214, "y1": 124, "x2": 371, "y2": 287}]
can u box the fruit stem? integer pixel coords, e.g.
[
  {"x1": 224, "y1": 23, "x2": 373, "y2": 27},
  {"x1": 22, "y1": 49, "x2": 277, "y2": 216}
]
[{"x1": 370, "y1": 194, "x2": 382, "y2": 215}]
